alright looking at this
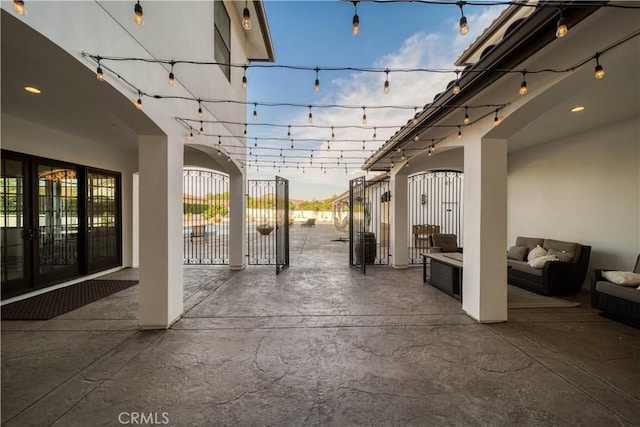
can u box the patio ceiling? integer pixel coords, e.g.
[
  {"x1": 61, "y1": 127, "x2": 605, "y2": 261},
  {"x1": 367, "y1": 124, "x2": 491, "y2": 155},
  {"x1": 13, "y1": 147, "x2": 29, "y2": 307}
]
[{"x1": 1, "y1": 11, "x2": 164, "y2": 152}]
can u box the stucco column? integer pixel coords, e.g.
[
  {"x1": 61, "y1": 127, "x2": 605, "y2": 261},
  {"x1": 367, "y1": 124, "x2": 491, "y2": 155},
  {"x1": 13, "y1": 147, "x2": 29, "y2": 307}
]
[
  {"x1": 462, "y1": 137, "x2": 508, "y2": 323},
  {"x1": 229, "y1": 172, "x2": 246, "y2": 270},
  {"x1": 391, "y1": 168, "x2": 408, "y2": 269},
  {"x1": 138, "y1": 135, "x2": 184, "y2": 329}
]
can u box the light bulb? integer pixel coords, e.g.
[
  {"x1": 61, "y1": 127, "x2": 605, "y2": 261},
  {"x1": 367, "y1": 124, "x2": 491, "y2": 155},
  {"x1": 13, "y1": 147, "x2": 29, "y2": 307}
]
[
  {"x1": 457, "y1": 127, "x2": 462, "y2": 139},
  {"x1": 253, "y1": 109, "x2": 258, "y2": 121},
  {"x1": 453, "y1": 80, "x2": 460, "y2": 95},
  {"x1": 242, "y1": 7, "x2": 251, "y2": 30},
  {"x1": 198, "y1": 105, "x2": 203, "y2": 118},
  {"x1": 168, "y1": 72, "x2": 175, "y2": 86},
  {"x1": 595, "y1": 63, "x2": 605, "y2": 79},
  {"x1": 463, "y1": 110, "x2": 470, "y2": 125},
  {"x1": 188, "y1": 131, "x2": 194, "y2": 141},
  {"x1": 494, "y1": 111, "x2": 500, "y2": 126},
  {"x1": 134, "y1": 1, "x2": 143, "y2": 25},
  {"x1": 383, "y1": 79, "x2": 389, "y2": 94},
  {"x1": 519, "y1": 79, "x2": 527, "y2": 95},
  {"x1": 352, "y1": 14, "x2": 359, "y2": 35},
  {"x1": 228, "y1": 156, "x2": 231, "y2": 162},
  {"x1": 314, "y1": 78, "x2": 320, "y2": 93},
  {"x1": 13, "y1": 0, "x2": 26, "y2": 15},
  {"x1": 308, "y1": 112, "x2": 313, "y2": 123},
  {"x1": 362, "y1": 113, "x2": 367, "y2": 125},
  {"x1": 218, "y1": 148, "x2": 221, "y2": 156},
  {"x1": 556, "y1": 16, "x2": 567, "y2": 38},
  {"x1": 96, "y1": 66, "x2": 104, "y2": 81},
  {"x1": 135, "y1": 97, "x2": 142, "y2": 110},
  {"x1": 459, "y1": 16, "x2": 468, "y2": 35},
  {"x1": 242, "y1": 75, "x2": 247, "y2": 89},
  {"x1": 414, "y1": 134, "x2": 419, "y2": 142},
  {"x1": 199, "y1": 122, "x2": 203, "y2": 134}
]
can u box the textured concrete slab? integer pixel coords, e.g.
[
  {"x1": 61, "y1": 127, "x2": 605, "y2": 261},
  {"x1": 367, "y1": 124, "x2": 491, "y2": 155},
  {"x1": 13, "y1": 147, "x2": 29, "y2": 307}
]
[{"x1": 2, "y1": 224, "x2": 639, "y2": 425}]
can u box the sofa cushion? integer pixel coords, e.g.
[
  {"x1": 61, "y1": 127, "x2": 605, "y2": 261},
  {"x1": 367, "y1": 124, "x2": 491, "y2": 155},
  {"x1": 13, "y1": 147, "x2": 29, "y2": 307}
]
[
  {"x1": 596, "y1": 281, "x2": 640, "y2": 303},
  {"x1": 602, "y1": 271, "x2": 640, "y2": 286},
  {"x1": 548, "y1": 248, "x2": 574, "y2": 263},
  {"x1": 543, "y1": 239, "x2": 581, "y2": 263},
  {"x1": 507, "y1": 246, "x2": 528, "y2": 261},
  {"x1": 508, "y1": 259, "x2": 544, "y2": 276},
  {"x1": 527, "y1": 245, "x2": 547, "y2": 261},
  {"x1": 515, "y1": 237, "x2": 544, "y2": 250},
  {"x1": 528, "y1": 254, "x2": 558, "y2": 268}
]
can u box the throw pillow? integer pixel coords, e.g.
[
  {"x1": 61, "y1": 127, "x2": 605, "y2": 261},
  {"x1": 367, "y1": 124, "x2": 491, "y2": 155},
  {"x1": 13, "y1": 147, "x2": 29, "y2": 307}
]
[
  {"x1": 527, "y1": 254, "x2": 558, "y2": 268},
  {"x1": 547, "y1": 248, "x2": 574, "y2": 263},
  {"x1": 527, "y1": 245, "x2": 547, "y2": 261},
  {"x1": 507, "y1": 246, "x2": 528, "y2": 261},
  {"x1": 602, "y1": 271, "x2": 640, "y2": 286}
]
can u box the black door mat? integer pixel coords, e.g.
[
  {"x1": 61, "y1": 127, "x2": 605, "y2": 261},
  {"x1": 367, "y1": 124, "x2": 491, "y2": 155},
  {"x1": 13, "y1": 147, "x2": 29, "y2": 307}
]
[{"x1": 1, "y1": 280, "x2": 138, "y2": 320}]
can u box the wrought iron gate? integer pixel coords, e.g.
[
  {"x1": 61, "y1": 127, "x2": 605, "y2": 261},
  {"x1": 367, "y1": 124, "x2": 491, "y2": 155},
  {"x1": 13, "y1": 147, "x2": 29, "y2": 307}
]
[
  {"x1": 349, "y1": 176, "x2": 366, "y2": 273},
  {"x1": 183, "y1": 169, "x2": 229, "y2": 265},
  {"x1": 247, "y1": 177, "x2": 289, "y2": 270},
  {"x1": 275, "y1": 176, "x2": 290, "y2": 274},
  {"x1": 408, "y1": 171, "x2": 463, "y2": 264}
]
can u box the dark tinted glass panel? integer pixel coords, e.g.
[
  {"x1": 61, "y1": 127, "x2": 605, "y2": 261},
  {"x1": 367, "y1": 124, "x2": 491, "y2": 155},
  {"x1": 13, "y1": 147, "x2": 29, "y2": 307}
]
[{"x1": 87, "y1": 171, "x2": 120, "y2": 272}]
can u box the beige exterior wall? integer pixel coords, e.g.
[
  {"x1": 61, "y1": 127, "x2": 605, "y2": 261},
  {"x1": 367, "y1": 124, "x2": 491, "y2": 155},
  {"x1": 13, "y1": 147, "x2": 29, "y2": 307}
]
[{"x1": 507, "y1": 117, "x2": 640, "y2": 271}]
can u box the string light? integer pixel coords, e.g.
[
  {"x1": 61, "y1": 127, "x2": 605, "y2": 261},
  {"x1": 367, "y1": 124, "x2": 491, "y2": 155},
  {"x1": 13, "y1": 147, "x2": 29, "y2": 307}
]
[
  {"x1": 327, "y1": 141, "x2": 331, "y2": 151},
  {"x1": 414, "y1": 133, "x2": 419, "y2": 142},
  {"x1": 96, "y1": 58, "x2": 104, "y2": 81},
  {"x1": 135, "y1": 91, "x2": 143, "y2": 110},
  {"x1": 228, "y1": 155, "x2": 231, "y2": 162},
  {"x1": 384, "y1": 69, "x2": 390, "y2": 94},
  {"x1": 362, "y1": 106, "x2": 367, "y2": 125},
  {"x1": 242, "y1": 65, "x2": 248, "y2": 89},
  {"x1": 453, "y1": 71, "x2": 461, "y2": 94},
  {"x1": 428, "y1": 146, "x2": 433, "y2": 156},
  {"x1": 218, "y1": 135, "x2": 222, "y2": 146},
  {"x1": 519, "y1": 71, "x2": 527, "y2": 95},
  {"x1": 198, "y1": 101, "x2": 203, "y2": 118},
  {"x1": 308, "y1": 106, "x2": 313, "y2": 123},
  {"x1": 352, "y1": 1, "x2": 359, "y2": 35},
  {"x1": 188, "y1": 130, "x2": 194, "y2": 141},
  {"x1": 331, "y1": 127, "x2": 335, "y2": 139},
  {"x1": 134, "y1": 1, "x2": 143, "y2": 26},
  {"x1": 253, "y1": 103, "x2": 258, "y2": 120},
  {"x1": 168, "y1": 62, "x2": 175, "y2": 86},
  {"x1": 314, "y1": 67, "x2": 320, "y2": 92},
  {"x1": 287, "y1": 126, "x2": 291, "y2": 138},
  {"x1": 13, "y1": 0, "x2": 25, "y2": 15},
  {"x1": 457, "y1": 126, "x2": 462, "y2": 139},
  {"x1": 254, "y1": 138, "x2": 258, "y2": 148},
  {"x1": 458, "y1": 1, "x2": 468, "y2": 36},
  {"x1": 244, "y1": 124, "x2": 247, "y2": 135},
  {"x1": 199, "y1": 121, "x2": 203, "y2": 134},
  {"x1": 242, "y1": 0, "x2": 251, "y2": 30},
  {"x1": 373, "y1": 127, "x2": 377, "y2": 140},
  {"x1": 401, "y1": 150, "x2": 406, "y2": 161},
  {"x1": 556, "y1": 9, "x2": 568, "y2": 38},
  {"x1": 413, "y1": 108, "x2": 419, "y2": 125},
  {"x1": 218, "y1": 148, "x2": 222, "y2": 156},
  {"x1": 493, "y1": 110, "x2": 501, "y2": 126},
  {"x1": 291, "y1": 140, "x2": 294, "y2": 150},
  {"x1": 463, "y1": 106, "x2": 470, "y2": 125},
  {"x1": 594, "y1": 53, "x2": 605, "y2": 79}
]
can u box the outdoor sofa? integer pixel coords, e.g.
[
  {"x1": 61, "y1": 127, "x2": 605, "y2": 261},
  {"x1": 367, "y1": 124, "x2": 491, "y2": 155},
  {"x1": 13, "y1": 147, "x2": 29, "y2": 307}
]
[
  {"x1": 507, "y1": 236, "x2": 591, "y2": 296},
  {"x1": 592, "y1": 254, "x2": 640, "y2": 327}
]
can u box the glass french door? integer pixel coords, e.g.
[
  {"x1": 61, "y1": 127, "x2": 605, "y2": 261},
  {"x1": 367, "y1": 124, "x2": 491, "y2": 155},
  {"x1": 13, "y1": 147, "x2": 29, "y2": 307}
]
[
  {"x1": 1, "y1": 151, "x2": 122, "y2": 299},
  {"x1": 1, "y1": 156, "x2": 31, "y2": 295}
]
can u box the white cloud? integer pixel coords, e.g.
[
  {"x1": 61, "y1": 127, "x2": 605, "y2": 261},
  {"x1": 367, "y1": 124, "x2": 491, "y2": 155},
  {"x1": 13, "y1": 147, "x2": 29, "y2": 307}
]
[{"x1": 249, "y1": 6, "x2": 506, "y2": 199}]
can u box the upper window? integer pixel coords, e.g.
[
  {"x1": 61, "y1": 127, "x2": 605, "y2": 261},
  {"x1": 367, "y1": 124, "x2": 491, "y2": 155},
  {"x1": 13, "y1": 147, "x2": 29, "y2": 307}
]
[{"x1": 214, "y1": 1, "x2": 231, "y2": 81}]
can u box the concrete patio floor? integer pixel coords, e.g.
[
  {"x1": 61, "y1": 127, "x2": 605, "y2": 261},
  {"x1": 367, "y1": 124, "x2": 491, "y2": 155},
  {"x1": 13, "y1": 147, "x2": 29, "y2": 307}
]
[{"x1": 1, "y1": 224, "x2": 639, "y2": 426}]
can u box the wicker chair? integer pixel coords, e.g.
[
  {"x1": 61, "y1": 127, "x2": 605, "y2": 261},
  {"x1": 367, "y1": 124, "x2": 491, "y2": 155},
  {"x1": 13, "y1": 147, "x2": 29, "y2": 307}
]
[{"x1": 592, "y1": 254, "x2": 640, "y2": 327}]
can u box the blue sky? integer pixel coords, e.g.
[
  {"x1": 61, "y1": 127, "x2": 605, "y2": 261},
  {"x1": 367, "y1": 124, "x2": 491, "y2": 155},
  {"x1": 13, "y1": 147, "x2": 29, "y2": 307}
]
[{"x1": 246, "y1": 1, "x2": 505, "y2": 200}]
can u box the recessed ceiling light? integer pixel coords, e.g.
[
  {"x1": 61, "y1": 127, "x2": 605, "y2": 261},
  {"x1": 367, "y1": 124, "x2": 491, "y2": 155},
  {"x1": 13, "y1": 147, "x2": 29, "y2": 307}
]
[
  {"x1": 570, "y1": 106, "x2": 585, "y2": 113},
  {"x1": 24, "y1": 86, "x2": 42, "y2": 94}
]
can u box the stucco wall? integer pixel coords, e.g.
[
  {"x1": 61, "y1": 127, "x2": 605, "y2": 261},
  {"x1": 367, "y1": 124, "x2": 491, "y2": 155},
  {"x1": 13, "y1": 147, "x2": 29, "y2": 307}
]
[
  {"x1": 507, "y1": 117, "x2": 640, "y2": 270},
  {"x1": 1, "y1": 113, "x2": 138, "y2": 267}
]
